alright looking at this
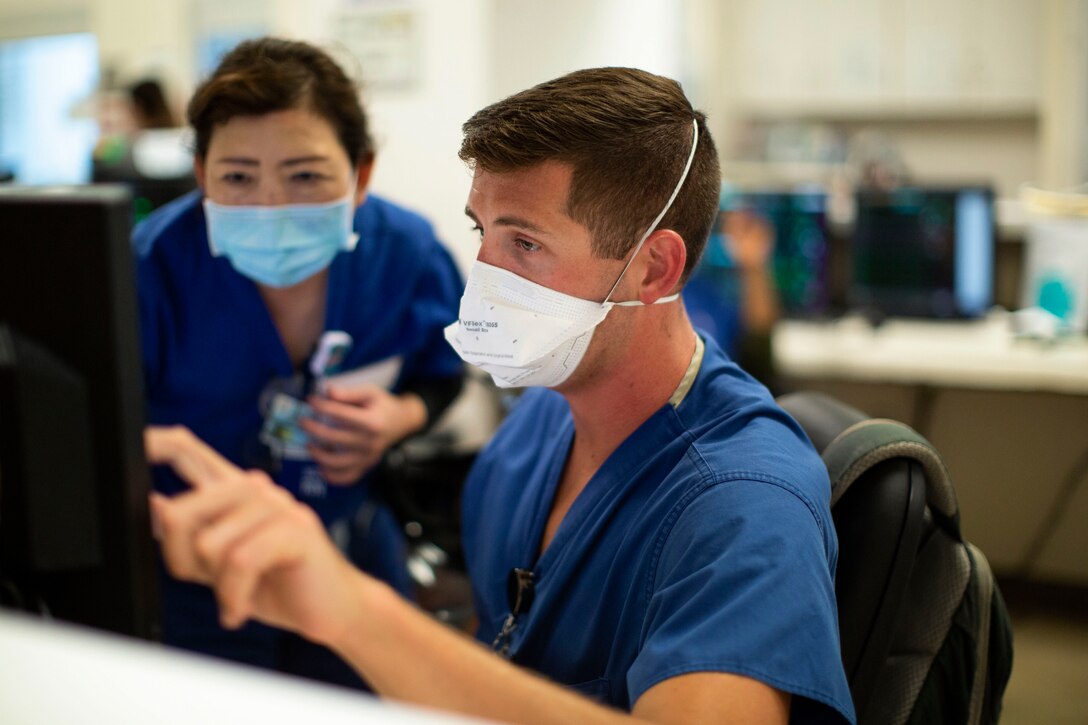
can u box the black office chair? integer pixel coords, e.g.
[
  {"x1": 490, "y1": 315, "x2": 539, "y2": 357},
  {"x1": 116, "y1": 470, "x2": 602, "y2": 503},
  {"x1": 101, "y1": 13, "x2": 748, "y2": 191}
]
[{"x1": 777, "y1": 391, "x2": 1012, "y2": 725}]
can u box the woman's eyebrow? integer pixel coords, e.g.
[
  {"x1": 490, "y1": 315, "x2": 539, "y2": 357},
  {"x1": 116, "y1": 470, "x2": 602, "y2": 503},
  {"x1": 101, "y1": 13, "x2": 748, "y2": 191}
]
[
  {"x1": 212, "y1": 157, "x2": 258, "y2": 166},
  {"x1": 280, "y1": 155, "x2": 332, "y2": 167}
]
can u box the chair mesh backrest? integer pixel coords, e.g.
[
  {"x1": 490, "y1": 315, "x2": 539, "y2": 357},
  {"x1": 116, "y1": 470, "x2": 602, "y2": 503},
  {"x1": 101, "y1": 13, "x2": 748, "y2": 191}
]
[
  {"x1": 868, "y1": 510, "x2": 971, "y2": 724},
  {"x1": 822, "y1": 417, "x2": 970, "y2": 724},
  {"x1": 778, "y1": 391, "x2": 1006, "y2": 725}
]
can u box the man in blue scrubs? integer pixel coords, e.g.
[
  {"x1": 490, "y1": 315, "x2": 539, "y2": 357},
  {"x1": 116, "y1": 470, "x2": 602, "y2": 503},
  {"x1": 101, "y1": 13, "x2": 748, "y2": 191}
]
[{"x1": 148, "y1": 67, "x2": 855, "y2": 724}]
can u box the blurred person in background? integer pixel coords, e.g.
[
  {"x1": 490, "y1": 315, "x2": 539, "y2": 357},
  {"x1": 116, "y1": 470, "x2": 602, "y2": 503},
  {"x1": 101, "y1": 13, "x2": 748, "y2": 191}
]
[
  {"x1": 93, "y1": 76, "x2": 197, "y2": 216},
  {"x1": 683, "y1": 195, "x2": 782, "y2": 387}
]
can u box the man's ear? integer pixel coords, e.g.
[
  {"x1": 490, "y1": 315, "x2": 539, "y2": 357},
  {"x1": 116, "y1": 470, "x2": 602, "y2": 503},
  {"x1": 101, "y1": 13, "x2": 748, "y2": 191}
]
[
  {"x1": 638, "y1": 229, "x2": 687, "y2": 303},
  {"x1": 353, "y1": 159, "x2": 375, "y2": 207}
]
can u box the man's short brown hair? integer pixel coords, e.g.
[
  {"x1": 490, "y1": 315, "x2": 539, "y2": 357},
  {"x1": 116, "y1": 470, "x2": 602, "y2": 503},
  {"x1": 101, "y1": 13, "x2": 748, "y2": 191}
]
[{"x1": 459, "y1": 67, "x2": 720, "y2": 282}]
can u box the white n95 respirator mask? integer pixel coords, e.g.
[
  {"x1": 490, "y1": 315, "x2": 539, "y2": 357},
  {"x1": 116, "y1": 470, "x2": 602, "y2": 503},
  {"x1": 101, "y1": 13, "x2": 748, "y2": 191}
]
[{"x1": 444, "y1": 118, "x2": 699, "y2": 389}]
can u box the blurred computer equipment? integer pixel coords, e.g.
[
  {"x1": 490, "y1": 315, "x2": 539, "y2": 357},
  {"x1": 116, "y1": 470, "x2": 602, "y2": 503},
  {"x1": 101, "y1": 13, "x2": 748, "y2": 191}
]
[
  {"x1": 0, "y1": 185, "x2": 159, "y2": 640},
  {"x1": 849, "y1": 185, "x2": 995, "y2": 321},
  {"x1": 1019, "y1": 183, "x2": 1088, "y2": 335},
  {"x1": 688, "y1": 187, "x2": 832, "y2": 325},
  {"x1": 740, "y1": 189, "x2": 832, "y2": 318},
  {"x1": 683, "y1": 187, "x2": 830, "y2": 388}
]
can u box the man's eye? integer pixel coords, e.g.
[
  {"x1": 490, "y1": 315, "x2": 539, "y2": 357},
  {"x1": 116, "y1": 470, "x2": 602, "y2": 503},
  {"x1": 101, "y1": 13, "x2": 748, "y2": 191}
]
[
  {"x1": 515, "y1": 238, "x2": 540, "y2": 252},
  {"x1": 470, "y1": 224, "x2": 483, "y2": 240},
  {"x1": 221, "y1": 172, "x2": 250, "y2": 185},
  {"x1": 291, "y1": 171, "x2": 322, "y2": 183}
]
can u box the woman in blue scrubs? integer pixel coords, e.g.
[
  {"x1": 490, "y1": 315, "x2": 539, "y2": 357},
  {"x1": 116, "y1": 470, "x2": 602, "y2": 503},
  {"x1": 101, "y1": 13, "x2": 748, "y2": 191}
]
[{"x1": 134, "y1": 37, "x2": 464, "y2": 687}]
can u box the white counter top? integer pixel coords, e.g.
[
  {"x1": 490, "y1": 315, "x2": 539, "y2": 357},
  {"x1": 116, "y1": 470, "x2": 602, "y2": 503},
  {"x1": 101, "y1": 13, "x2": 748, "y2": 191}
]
[{"x1": 772, "y1": 313, "x2": 1088, "y2": 395}]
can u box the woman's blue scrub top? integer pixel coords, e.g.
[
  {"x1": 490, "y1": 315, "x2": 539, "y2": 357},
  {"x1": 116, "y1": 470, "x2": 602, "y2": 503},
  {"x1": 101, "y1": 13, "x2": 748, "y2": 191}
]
[
  {"x1": 134, "y1": 190, "x2": 463, "y2": 667},
  {"x1": 135, "y1": 190, "x2": 463, "y2": 522}
]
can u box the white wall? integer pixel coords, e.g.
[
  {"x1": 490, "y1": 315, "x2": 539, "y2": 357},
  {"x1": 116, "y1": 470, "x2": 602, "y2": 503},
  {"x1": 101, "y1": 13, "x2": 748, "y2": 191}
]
[
  {"x1": 320, "y1": 0, "x2": 690, "y2": 271},
  {"x1": 491, "y1": 0, "x2": 685, "y2": 100},
  {"x1": 1040, "y1": 0, "x2": 1088, "y2": 189},
  {"x1": 713, "y1": 0, "x2": 1087, "y2": 199}
]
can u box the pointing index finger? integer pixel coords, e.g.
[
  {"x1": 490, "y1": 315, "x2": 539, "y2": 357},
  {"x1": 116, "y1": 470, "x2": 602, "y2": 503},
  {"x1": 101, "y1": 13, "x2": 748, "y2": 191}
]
[{"x1": 144, "y1": 426, "x2": 240, "y2": 490}]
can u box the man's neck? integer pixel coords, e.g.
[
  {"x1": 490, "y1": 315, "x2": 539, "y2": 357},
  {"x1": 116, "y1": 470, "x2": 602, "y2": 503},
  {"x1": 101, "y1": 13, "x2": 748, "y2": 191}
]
[
  {"x1": 537, "y1": 313, "x2": 697, "y2": 554},
  {"x1": 564, "y1": 317, "x2": 697, "y2": 453}
]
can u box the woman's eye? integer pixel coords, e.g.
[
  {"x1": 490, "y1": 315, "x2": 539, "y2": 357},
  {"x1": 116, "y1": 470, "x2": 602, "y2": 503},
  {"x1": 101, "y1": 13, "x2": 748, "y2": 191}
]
[
  {"x1": 221, "y1": 172, "x2": 251, "y2": 185},
  {"x1": 291, "y1": 171, "x2": 323, "y2": 183}
]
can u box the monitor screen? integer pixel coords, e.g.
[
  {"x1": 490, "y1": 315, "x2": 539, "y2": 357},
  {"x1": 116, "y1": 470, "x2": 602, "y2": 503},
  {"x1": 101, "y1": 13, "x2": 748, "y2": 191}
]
[
  {"x1": 0, "y1": 184, "x2": 159, "y2": 640},
  {"x1": 849, "y1": 186, "x2": 995, "y2": 319},
  {"x1": 739, "y1": 190, "x2": 831, "y2": 318}
]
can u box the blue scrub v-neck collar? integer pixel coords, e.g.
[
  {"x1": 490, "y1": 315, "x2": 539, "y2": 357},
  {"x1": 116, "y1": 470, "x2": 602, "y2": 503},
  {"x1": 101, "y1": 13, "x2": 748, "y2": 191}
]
[
  {"x1": 524, "y1": 339, "x2": 706, "y2": 574},
  {"x1": 525, "y1": 401, "x2": 688, "y2": 576},
  {"x1": 240, "y1": 257, "x2": 343, "y2": 377}
]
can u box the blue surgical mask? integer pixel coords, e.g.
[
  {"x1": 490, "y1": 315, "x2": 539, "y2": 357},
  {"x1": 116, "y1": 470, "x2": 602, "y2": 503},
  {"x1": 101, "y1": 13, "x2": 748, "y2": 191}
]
[{"x1": 204, "y1": 189, "x2": 359, "y2": 288}]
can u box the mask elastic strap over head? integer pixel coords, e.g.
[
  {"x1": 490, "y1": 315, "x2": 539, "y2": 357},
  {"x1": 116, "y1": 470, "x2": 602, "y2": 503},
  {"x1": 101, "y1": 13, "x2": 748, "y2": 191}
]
[{"x1": 602, "y1": 116, "x2": 700, "y2": 306}]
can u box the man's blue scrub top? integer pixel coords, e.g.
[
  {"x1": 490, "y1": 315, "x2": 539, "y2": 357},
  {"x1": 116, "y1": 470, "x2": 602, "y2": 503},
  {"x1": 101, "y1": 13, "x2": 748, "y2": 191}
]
[{"x1": 461, "y1": 337, "x2": 856, "y2": 723}]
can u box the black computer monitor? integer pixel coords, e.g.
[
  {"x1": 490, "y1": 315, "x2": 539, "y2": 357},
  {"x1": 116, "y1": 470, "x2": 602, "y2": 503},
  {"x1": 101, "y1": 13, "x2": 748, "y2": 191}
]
[
  {"x1": 0, "y1": 184, "x2": 159, "y2": 640},
  {"x1": 849, "y1": 185, "x2": 995, "y2": 320}
]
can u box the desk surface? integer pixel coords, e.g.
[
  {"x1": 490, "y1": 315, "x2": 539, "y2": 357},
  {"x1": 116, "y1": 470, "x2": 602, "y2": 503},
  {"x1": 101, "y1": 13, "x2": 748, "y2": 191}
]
[
  {"x1": 0, "y1": 611, "x2": 490, "y2": 725},
  {"x1": 772, "y1": 314, "x2": 1088, "y2": 394}
]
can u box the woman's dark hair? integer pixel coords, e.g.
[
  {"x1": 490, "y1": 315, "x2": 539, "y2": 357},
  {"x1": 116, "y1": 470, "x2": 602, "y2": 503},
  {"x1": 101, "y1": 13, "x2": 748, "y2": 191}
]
[
  {"x1": 187, "y1": 37, "x2": 374, "y2": 165},
  {"x1": 128, "y1": 79, "x2": 177, "y2": 129}
]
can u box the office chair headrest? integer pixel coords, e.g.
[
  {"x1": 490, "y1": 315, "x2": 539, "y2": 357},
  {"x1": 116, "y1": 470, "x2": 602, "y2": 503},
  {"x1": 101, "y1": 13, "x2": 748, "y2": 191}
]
[
  {"x1": 778, "y1": 391, "x2": 959, "y2": 522},
  {"x1": 821, "y1": 418, "x2": 958, "y2": 521}
]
